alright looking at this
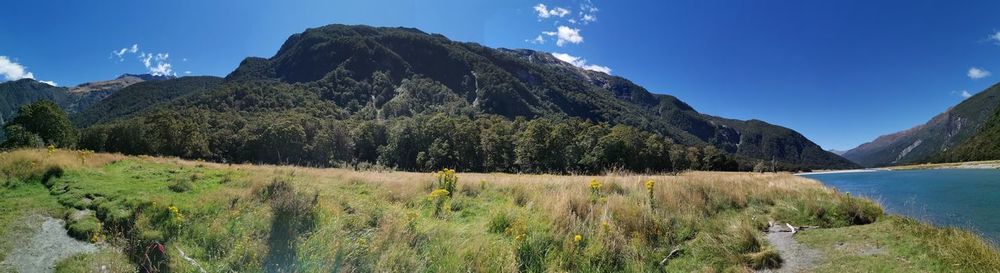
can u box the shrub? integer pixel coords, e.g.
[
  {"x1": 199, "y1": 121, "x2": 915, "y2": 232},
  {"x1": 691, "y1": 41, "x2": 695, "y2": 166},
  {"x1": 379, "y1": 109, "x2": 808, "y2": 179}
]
[
  {"x1": 487, "y1": 210, "x2": 516, "y2": 234},
  {"x1": 168, "y1": 178, "x2": 193, "y2": 192}
]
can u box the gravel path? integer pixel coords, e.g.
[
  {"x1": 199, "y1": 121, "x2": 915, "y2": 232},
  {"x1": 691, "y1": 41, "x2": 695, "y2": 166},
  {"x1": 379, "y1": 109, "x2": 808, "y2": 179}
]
[
  {"x1": 758, "y1": 223, "x2": 821, "y2": 273},
  {"x1": 2, "y1": 215, "x2": 98, "y2": 273}
]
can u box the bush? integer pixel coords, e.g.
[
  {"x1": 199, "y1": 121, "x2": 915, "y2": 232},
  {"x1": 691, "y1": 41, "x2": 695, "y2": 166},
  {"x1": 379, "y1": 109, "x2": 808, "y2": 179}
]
[
  {"x1": 168, "y1": 178, "x2": 193, "y2": 192},
  {"x1": 487, "y1": 210, "x2": 516, "y2": 234}
]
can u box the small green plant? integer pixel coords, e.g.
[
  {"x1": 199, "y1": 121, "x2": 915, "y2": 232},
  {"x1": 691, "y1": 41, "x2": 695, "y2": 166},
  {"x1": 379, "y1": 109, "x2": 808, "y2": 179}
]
[
  {"x1": 167, "y1": 205, "x2": 184, "y2": 226},
  {"x1": 434, "y1": 168, "x2": 458, "y2": 197},
  {"x1": 77, "y1": 150, "x2": 93, "y2": 164},
  {"x1": 428, "y1": 189, "x2": 450, "y2": 216},
  {"x1": 588, "y1": 178, "x2": 602, "y2": 202},
  {"x1": 168, "y1": 177, "x2": 194, "y2": 192},
  {"x1": 645, "y1": 179, "x2": 655, "y2": 208}
]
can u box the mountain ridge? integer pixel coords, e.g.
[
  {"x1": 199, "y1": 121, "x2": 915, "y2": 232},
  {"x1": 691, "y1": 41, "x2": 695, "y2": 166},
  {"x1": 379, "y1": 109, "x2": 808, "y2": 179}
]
[
  {"x1": 75, "y1": 24, "x2": 853, "y2": 170},
  {"x1": 843, "y1": 82, "x2": 1000, "y2": 166}
]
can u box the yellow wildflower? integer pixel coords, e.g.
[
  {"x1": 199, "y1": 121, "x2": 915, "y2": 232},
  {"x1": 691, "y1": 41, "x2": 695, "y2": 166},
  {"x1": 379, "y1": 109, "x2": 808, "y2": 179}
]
[
  {"x1": 589, "y1": 179, "x2": 601, "y2": 191},
  {"x1": 428, "y1": 189, "x2": 450, "y2": 200},
  {"x1": 645, "y1": 179, "x2": 655, "y2": 191},
  {"x1": 574, "y1": 234, "x2": 582, "y2": 242}
]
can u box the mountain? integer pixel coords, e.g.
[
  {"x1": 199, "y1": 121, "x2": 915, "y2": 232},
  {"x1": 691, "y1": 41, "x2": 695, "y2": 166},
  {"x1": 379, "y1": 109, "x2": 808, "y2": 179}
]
[
  {"x1": 229, "y1": 24, "x2": 854, "y2": 169},
  {"x1": 75, "y1": 24, "x2": 854, "y2": 171},
  {"x1": 1, "y1": 73, "x2": 175, "y2": 125},
  {"x1": 930, "y1": 96, "x2": 1000, "y2": 162},
  {"x1": 0, "y1": 79, "x2": 74, "y2": 125},
  {"x1": 72, "y1": 76, "x2": 222, "y2": 127},
  {"x1": 828, "y1": 149, "x2": 847, "y2": 156},
  {"x1": 843, "y1": 83, "x2": 1000, "y2": 167}
]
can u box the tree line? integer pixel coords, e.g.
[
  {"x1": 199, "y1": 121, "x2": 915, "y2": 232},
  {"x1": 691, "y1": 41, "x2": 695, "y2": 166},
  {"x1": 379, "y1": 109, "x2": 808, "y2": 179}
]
[{"x1": 3, "y1": 100, "x2": 740, "y2": 174}]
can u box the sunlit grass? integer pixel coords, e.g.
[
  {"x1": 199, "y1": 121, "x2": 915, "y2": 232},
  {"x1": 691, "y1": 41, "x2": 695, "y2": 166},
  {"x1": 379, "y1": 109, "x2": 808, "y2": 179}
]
[{"x1": 1, "y1": 148, "x2": 996, "y2": 272}]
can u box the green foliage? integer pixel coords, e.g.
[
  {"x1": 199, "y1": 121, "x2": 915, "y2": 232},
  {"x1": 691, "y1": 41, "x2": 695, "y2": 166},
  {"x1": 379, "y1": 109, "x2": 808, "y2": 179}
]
[{"x1": 2, "y1": 100, "x2": 77, "y2": 149}]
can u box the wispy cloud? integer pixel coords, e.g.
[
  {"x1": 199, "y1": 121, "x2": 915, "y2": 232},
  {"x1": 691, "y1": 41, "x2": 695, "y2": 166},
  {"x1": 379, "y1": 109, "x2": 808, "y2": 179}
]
[
  {"x1": 988, "y1": 30, "x2": 1000, "y2": 45},
  {"x1": 968, "y1": 67, "x2": 991, "y2": 80},
  {"x1": 526, "y1": 35, "x2": 546, "y2": 44},
  {"x1": 534, "y1": 4, "x2": 570, "y2": 19},
  {"x1": 951, "y1": 90, "x2": 974, "y2": 98},
  {"x1": 578, "y1": 0, "x2": 598, "y2": 24},
  {"x1": 543, "y1": 26, "x2": 584, "y2": 47},
  {"x1": 112, "y1": 44, "x2": 139, "y2": 61},
  {"x1": 0, "y1": 56, "x2": 57, "y2": 86},
  {"x1": 551, "y1": 52, "x2": 611, "y2": 74},
  {"x1": 111, "y1": 44, "x2": 177, "y2": 76}
]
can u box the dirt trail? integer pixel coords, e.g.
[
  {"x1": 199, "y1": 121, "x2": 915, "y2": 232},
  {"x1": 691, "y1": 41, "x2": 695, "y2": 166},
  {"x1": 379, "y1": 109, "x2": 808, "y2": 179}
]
[
  {"x1": 1, "y1": 215, "x2": 98, "y2": 273},
  {"x1": 758, "y1": 223, "x2": 821, "y2": 273}
]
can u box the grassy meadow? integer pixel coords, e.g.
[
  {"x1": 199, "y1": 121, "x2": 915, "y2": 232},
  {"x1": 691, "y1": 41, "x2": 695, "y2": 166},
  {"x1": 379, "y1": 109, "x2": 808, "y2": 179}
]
[{"x1": 1, "y1": 148, "x2": 998, "y2": 272}]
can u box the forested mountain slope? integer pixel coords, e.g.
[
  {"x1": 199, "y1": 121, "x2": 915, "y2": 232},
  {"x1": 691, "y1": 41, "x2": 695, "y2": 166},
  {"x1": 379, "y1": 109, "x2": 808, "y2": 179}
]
[
  {"x1": 843, "y1": 82, "x2": 1000, "y2": 167},
  {"x1": 74, "y1": 24, "x2": 854, "y2": 171}
]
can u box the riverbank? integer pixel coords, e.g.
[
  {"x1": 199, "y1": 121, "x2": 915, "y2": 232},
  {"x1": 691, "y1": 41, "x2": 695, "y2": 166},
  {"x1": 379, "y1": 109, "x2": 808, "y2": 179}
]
[
  {"x1": 889, "y1": 160, "x2": 1000, "y2": 170},
  {"x1": 1, "y1": 149, "x2": 998, "y2": 272},
  {"x1": 796, "y1": 169, "x2": 885, "y2": 176}
]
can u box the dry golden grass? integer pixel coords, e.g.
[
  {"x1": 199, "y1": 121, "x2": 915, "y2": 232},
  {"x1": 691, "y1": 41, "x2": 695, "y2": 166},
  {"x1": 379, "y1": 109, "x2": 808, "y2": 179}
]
[{"x1": 11, "y1": 149, "x2": 995, "y2": 272}]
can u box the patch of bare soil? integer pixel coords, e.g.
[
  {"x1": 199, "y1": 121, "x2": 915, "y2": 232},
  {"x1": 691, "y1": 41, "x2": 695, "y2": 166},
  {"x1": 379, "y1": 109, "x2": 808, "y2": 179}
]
[{"x1": 758, "y1": 223, "x2": 822, "y2": 273}]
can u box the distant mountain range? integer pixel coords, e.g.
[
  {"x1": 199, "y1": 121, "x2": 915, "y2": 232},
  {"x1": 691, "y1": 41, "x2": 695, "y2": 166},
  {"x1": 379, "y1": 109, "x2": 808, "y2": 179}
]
[
  {"x1": 843, "y1": 82, "x2": 1000, "y2": 167},
  {"x1": 2, "y1": 24, "x2": 855, "y2": 170},
  {"x1": 0, "y1": 74, "x2": 174, "y2": 125}
]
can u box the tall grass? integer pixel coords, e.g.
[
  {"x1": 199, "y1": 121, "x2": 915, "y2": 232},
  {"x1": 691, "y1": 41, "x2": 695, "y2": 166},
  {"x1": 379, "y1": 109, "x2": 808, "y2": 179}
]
[{"x1": 2, "y1": 149, "x2": 996, "y2": 272}]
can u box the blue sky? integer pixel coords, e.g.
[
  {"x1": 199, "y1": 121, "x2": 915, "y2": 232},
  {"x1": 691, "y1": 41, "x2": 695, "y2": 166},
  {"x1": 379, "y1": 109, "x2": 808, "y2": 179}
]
[{"x1": 2, "y1": 0, "x2": 1000, "y2": 151}]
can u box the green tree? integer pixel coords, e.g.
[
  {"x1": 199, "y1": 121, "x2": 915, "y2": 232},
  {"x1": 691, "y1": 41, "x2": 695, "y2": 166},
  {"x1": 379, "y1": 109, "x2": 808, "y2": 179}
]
[{"x1": 2, "y1": 100, "x2": 76, "y2": 148}]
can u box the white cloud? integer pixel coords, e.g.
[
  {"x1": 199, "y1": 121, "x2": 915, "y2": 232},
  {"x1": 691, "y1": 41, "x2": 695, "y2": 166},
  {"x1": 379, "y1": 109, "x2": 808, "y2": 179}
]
[
  {"x1": 0, "y1": 56, "x2": 57, "y2": 85},
  {"x1": 578, "y1": 0, "x2": 599, "y2": 24},
  {"x1": 526, "y1": 35, "x2": 546, "y2": 44},
  {"x1": 534, "y1": 4, "x2": 570, "y2": 19},
  {"x1": 0, "y1": 56, "x2": 35, "y2": 81},
  {"x1": 139, "y1": 52, "x2": 174, "y2": 76},
  {"x1": 989, "y1": 31, "x2": 1000, "y2": 45},
  {"x1": 951, "y1": 90, "x2": 974, "y2": 98},
  {"x1": 968, "y1": 67, "x2": 991, "y2": 79},
  {"x1": 115, "y1": 44, "x2": 177, "y2": 76},
  {"x1": 112, "y1": 44, "x2": 139, "y2": 61},
  {"x1": 543, "y1": 26, "x2": 583, "y2": 46},
  {"x1": 551, "y1": 52, "x2": 611, "y2": 74},
  {"x1": 184, "y1": 71, "x2": 191, "y2": 74},
  {"x1": 39, "y1": 80, "x2": 58, "y2": 86}
]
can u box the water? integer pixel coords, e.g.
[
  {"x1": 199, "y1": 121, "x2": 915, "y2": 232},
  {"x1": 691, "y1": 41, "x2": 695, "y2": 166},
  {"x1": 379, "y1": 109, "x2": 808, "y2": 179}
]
[{"x1": 803, "y1": 169, "x2": 1000, "y2": 245}]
